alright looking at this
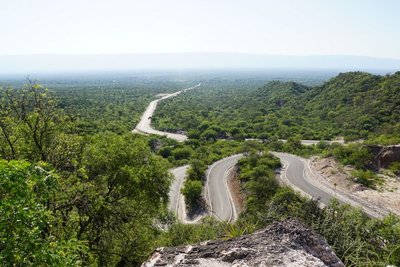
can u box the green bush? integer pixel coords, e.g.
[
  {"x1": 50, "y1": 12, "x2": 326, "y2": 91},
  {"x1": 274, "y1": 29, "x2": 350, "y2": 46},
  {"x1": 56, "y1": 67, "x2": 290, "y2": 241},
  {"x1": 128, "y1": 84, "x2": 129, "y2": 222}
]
[
  {"x1": 389, "y1": 162, "x2": 400, "y2": 175},
  {"x1": 0, "y1": 160, "x2": 91, "y2": 266},
  {"x1": 332, "y1": 144, "x2": 373, "y2": 169},
  {"x1": 172, "y1": 147, "x2": 193, "y2": 160},
  {"x1": 181, "y1": 180, "x2": 203, "y2": 209},
  {"x1": 350, "y1": 169, "x2": 381, "y2": 189}
]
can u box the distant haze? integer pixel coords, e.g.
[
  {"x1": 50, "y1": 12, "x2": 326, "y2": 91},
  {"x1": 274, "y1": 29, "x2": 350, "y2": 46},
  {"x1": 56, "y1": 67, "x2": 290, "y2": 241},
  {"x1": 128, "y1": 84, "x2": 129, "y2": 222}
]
[{"x1": 0, "y1": 53, "x2": 399, "y2": 75}]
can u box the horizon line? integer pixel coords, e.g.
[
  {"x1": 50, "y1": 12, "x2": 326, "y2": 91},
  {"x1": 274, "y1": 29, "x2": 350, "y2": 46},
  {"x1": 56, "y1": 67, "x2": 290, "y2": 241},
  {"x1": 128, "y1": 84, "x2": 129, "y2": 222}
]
[{"x1": 0, "y1": 52, "x2": 399, "y2": 60}]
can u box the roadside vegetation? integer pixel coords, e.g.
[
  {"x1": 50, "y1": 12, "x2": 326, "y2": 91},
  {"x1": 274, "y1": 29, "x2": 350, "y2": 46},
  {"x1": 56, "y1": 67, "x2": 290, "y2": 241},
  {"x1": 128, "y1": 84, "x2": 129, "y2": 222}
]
[
  {"x1": 153, "y1": 71, "x2": 400, "y2": 143},
  {"x1": 1, "y1": 71, "x2": 400, "y2": 266},
  {"x1": 0, "y1": 79, "x2": 196, "y2": 266},
  {"x1": 235, "y1": 151, "x2": 400, "y2": 266}
]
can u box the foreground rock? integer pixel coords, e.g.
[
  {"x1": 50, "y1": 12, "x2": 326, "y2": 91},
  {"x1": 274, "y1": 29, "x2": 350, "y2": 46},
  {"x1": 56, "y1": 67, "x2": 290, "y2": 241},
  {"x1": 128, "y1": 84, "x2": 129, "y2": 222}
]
[{"x1": 142, "y1": 219, "x2": 344, "y2": 267}]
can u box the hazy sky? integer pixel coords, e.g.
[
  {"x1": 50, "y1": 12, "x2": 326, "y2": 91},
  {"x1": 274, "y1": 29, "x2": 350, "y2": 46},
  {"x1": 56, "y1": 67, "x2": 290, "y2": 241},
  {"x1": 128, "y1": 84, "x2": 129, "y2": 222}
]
[{"x1": 1, "y1": 0, "x2": 399, "y2": 58}]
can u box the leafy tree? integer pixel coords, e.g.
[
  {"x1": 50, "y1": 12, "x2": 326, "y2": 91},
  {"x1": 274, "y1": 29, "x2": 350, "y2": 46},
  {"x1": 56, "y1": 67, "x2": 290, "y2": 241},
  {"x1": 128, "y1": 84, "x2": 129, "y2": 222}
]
[
  {"x1": 70, "y1": 133, "x2": 172, "y2": 265},
  {"x1": 0, "y1": 160, "x2": 91, "y2": 266},
  {"x1": 172, "y1": 147, "x2": 192, "y2": 160},
  {"x1": 0, "y1": 80, "x2": 60, "y2": 161},
  {"x1": 181, "y1": 180, "x2": 202, "y2": 209},
  {"x1": 187, "y1": 159, "x2": 206, "y2": 181}
]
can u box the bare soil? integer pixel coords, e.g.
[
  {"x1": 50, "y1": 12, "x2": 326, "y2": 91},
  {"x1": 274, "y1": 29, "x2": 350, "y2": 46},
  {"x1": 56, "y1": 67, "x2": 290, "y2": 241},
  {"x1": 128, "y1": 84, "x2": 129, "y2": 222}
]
[
  {"x1": 310, "y1": 157, "x2": 400, "y2": 215},
  {"x1": 227, "y1": 166, "x2": 246, "y2": 215}
]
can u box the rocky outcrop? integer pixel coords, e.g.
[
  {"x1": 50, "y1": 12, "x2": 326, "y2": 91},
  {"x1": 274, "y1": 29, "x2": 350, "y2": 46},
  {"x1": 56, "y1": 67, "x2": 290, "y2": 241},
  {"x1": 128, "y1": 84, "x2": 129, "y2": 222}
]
[
  {"x1": 368, "y1": 145, "x2": 400, "y2": 169},
  {"x1": 142, "y1": 219, "x2": 344, "y2": 267}
]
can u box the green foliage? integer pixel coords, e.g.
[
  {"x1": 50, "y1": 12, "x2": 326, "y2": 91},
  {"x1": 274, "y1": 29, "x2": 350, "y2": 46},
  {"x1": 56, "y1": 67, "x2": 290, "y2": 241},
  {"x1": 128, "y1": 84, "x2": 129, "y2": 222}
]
[
  {"x1": 73, "y1": 133, "x2": 172, "y2": 265},
  {"x1": 237, "y1": 152, "x2": 281, "y2": 214},
  {"x1": 172, "y1": 147, "x2": 192, "y2": 160},
  {"x1": 351, "y1": 169, "x2": 381, "y2": 189},
  {"x1": 0, "y1": 81, "x2": 60, "y2": 161},
  {"x1": 235, "y1": 152, "x2": 400, "y2": 267},
  {"x1": 222, "y1": 221, "x2": 253, "y2": 239},
  {"x1": 53, "y1": 78, "x2": 192, "y2": 135},
  {"x1": 187, "y1": 159, "x2": 206, "y2": 181},
  {"x1": 332, "y1": 143, "x2": 373, "y2": 169},
  {"x1": 158, "y1": 217, "x2": 223, "y2": 247},
  {"x1": 0, "y1": 160, "x2": 91, "y2": 266},
  {"x1": 366, "y1": 123, "x2": 400, "y2": 145},
  {"x1": 2, "y1": 73, "x2": 399, "y2": 266},
  {"x1": 152, "y1": 72, "x2": 400, "y2": 142},
  {"x1": 388, "y1": 162, "x2": 400, "y2": 175},
  {"x1": 181, "y1": 180, "x2": 202, "y2": 209}
]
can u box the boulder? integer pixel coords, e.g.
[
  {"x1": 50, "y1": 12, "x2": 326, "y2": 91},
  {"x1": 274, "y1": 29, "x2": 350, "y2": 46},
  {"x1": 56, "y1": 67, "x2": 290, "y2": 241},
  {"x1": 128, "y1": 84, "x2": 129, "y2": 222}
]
[
  {"x1": 141, "y1": 219, "x2": 344, "y2": 267},
  {"x1": 368, "y1": 145, "x2": 400, "y2": 169}
]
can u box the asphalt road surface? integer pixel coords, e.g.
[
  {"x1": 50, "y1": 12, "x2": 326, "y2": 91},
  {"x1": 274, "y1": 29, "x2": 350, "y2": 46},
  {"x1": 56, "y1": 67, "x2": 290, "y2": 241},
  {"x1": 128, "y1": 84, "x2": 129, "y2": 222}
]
[
  {"x1": 206, "y1": 154, "x2": 244, "y2": 222},
  {"x1": 272, "y1": 152, "x2": 336, "y2": 205},
  {"x1": 131, "y1": 83, "x2": 368, "y2": 221},
  {"x1": 168, "y1": 165, "x2": 189, "y2": 222}
]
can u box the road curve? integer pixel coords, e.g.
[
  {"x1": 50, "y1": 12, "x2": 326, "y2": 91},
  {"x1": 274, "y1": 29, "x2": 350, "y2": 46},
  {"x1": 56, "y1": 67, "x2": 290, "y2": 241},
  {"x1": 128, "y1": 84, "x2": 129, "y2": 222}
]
[
  {"x1": 168, "y1": 165, "x2": 189, "y2": 222},
  {"x1": 273, "y1": 152, "x2": 384, "y2": 218},
  {"x1": 206, "y1": 154, "x2": 244, "y2": 222},
  {"x1": 205, "y1": 151, "x2": 383, "y2": 220},
  {"x1": 131, "y1": 83, "x2": 359, "y2": 221},
  {"x1": 133, "y1": 83, "x2": 201, "y2": 142},
  {"x1": 272, "y1": 152, "x2": 335, "y2": 205}
]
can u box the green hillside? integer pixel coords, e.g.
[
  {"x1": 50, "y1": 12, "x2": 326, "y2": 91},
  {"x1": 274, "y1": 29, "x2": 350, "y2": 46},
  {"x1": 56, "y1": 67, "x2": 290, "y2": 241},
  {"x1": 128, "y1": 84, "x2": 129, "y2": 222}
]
[
  {"x1": 153, "y1": 71, "x2": 400, "y2": 142},
  {"x1": 285, "y1": 71, "x2": 400, "y2": 140}
]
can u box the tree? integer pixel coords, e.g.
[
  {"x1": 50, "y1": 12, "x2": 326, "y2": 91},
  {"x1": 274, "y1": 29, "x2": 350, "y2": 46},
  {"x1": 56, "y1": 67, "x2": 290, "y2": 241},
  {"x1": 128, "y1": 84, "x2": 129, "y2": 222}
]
[
  {"x1": 70, "y1": 133, "x2": 172, "y2": 265},
  {"x1": 181, "y1": 180, "x2": 202, "y2": 209},
  {"x1": 0, "y1": 160, "x2": 90, "y2": 266},
  {"x1": 0, "y1": 80, "x2": 60, "y2": 161},
  {"x1": 187, "y1": 159, "x2": 206, "y2": 181},
  {"x1": 201, "y1": 129, "x2": 218, "y2": 141},
  {"x1": 172, "y1": 147, "x2": 192, "y2": 160}
]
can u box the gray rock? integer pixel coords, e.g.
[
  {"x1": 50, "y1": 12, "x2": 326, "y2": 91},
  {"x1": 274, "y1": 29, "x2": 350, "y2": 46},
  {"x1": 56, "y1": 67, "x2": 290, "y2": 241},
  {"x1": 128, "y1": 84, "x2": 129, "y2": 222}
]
[{"x1": 142, "y1": 219, "x2": 344, "y2": 267}]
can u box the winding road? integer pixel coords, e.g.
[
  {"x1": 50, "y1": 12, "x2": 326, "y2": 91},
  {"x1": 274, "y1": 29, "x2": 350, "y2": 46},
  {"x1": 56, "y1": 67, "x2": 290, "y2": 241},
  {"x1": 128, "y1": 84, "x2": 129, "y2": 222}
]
[
  {"x1": 133, "y1": 83, "x2": 201, "y2": 142},
  {"x1": 206, "y1": 154, "x2": 243, "y2": 222},
  {"x1": 133, "y1": 83, "x2": 381, "y2": 223},
  {"x1": 168, "y1": 165, "x2": 189, "y2": 222},
  {"x1": 273, "y1": 152, "x2": 335, "y2": 205}
]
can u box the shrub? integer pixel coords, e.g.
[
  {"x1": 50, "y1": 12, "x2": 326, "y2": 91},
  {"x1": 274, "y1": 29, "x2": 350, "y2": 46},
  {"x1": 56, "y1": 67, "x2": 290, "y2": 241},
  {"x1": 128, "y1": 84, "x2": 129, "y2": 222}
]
[
  {"x1": 181, "y1": 180, "x2": 203, "y2": 209},
  {"x1": 172, "y1": 147, "x2": 192, "y2": 160},
  {"x1": 350, "y1": 169, "x2": 381, "y2": 189},
  {"x1": 389, "y1": 162, "x2": 400, "y2": 175}
]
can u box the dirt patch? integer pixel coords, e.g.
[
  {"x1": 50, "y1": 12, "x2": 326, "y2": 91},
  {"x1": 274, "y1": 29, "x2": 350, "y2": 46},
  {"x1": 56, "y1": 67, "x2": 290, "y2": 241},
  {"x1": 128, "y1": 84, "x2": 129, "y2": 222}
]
[
  {"x1": 227, "y1": 166, "x2": 245, "y2": 215},
  {"x1": 311, "y1": 157, "x2": 400, "y2": 215}
]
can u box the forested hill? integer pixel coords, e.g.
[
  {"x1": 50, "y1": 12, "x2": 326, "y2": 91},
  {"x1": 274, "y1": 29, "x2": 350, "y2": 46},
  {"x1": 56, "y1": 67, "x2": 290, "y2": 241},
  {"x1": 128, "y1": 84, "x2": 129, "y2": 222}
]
[
  {"x1": 279, "y1": 71, "x2": 400, "y2": 140},
  {"x1": 254, "y1": 81, "x2": 310, "y2": 112},
  {"x1": 153, "y1": 71, "x2": 400, "y2": 142}
]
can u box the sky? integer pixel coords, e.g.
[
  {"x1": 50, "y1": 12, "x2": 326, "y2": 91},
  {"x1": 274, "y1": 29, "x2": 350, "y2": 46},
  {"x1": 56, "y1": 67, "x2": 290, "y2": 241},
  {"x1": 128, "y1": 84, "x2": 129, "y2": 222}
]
[{"x1": 0, "y1": 0, "x2": 399, "y2": 58}]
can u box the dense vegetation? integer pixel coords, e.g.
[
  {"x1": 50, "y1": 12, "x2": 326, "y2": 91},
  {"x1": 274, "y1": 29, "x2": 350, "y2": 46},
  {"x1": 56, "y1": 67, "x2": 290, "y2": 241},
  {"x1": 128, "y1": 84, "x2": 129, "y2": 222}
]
[
  {"x1": 1, "y1": 71, "x2": 399, "y2": 266},
  {"x1": 0, "y1": 79, "x2": 189, "y2": 266},
  {"x1": 153, "y1": 71, "x2": 400, "y2": 142},
  {"x1": 236, "y1": 151, "x2": 400, "y2": 266},
  {"x1": 52, "y1": 77, "x2": 194, "y2": 135}
]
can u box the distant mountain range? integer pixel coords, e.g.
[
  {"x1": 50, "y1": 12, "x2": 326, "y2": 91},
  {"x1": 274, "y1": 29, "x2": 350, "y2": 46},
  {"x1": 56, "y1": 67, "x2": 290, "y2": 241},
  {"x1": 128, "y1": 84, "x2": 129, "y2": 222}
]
[{"x1": 0, "y1": 53, "x2": 399, "y2": 74}]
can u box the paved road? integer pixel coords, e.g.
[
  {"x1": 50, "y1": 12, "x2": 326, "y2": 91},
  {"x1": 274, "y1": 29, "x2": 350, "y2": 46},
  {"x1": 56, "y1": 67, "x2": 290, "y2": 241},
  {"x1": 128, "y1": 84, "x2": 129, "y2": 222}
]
[
  {"x1": 273, "y1": 152, "x2": 386, "y2": 217},
  {"x1": 272, "y1": 152, "x2": 336, "y2": 205},
  {"x1": 280, "y1": 139, "x2": 344, "y2": 146},
  {"x1": 131, "y1": 83, "x2": 362, "y2": 221},
  {"x1": 168, "y1": 165, "x2": 189, "y2": 222},
  {"x1": 245, "y1": 139, "x2": 344, "y2": 146},
  {"x1": 206, "y1": 154, "x2": 244, "y2": 222},
  {"x1": 133, "y1": 83, "x2": 201, "y2": 142}
]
